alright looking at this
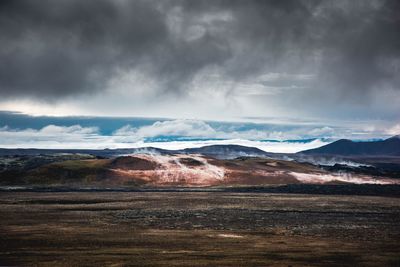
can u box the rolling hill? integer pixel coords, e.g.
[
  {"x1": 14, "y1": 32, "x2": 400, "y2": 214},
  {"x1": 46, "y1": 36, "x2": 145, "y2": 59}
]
[{"x1": 299, "y1": 136, "x2": 400, "y2": 156}]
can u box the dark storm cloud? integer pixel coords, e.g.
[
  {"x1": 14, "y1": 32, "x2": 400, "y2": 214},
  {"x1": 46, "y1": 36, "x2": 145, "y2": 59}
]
[
  {"x1": 0, "y1": 0, "x2": 399, "y2": 102},
  {"x1": 0, "y1": 0, "x2": 169, "y2": 98},
  {"x1": 311, "y1": 0, "x2": 400, "y2": 100}
]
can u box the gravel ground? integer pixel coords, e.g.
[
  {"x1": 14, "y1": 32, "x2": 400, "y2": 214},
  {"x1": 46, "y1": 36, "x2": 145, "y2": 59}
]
[{"x1": 0, "y1": 192, "x2": 399, "y2": 266}]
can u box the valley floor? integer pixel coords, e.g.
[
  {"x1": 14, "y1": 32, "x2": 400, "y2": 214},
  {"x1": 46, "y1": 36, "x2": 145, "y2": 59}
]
[{"x1": 0, "y1": 192, "x2": 399, "y2": 266}]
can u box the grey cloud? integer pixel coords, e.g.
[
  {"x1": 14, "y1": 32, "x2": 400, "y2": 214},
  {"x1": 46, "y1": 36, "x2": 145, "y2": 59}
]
[
  {"x1": 0, "y1": 0, "x2": 233, "y2": 99},
  {"x1": 0, "y1": 0, "x2": 169, "y2": 98},
  {"x1": 311, "y1": 0, "x2": 400, "y2": 100},
  {"x1": 0, "y1": 0, "x2": 399, "y2": 111}
]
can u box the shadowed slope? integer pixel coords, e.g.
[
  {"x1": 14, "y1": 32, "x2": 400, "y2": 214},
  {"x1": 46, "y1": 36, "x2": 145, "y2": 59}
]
[{"x1": 300, "y1": 136, "x2": 400, "y2": 156}]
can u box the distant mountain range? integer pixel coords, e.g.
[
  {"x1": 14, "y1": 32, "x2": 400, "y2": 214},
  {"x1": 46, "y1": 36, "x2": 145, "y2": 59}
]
[
  {"x1": 0, "y1": 144, "x2": 275, "y2": 159},
  {"x1": 181, "y1": 145, "x2": 274, "y2": 159},
  {"x1": 299, "y1": 136, "x2": 400, "y2": 156},
  {"x1": 1, "y1": 136, "x2": 399, "y2": 158}
]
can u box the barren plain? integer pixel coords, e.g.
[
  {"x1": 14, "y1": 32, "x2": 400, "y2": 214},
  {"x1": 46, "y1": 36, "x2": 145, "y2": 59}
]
[{"x1": 0, "y1": 191, "x2": 399, "y2": 266}]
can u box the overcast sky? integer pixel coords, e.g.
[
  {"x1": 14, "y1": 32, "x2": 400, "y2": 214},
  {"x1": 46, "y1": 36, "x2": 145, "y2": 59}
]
[{"x1": 0, "y1": 0, "x2": 399, "y2": 138}]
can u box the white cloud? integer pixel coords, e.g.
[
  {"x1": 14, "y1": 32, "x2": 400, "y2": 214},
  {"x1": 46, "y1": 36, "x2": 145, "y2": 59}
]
[
  {"x1": 0, "y1": 121, "x2": 331, "y2": 152},
  {"x1": 1, "y1": 117, "x2": 397, "y2": 151},
  {"x1": 39, "y1": 125, "x2": 98, "y2": 135},
  {"x1": 0, "y1": 125, "x2": 101, "y2": 149},
  {"x1": 114, "y1": 119, "x2": 308, "y2": 141},
  {"x1": 0, "y1": 124, "x2": 98, "y2": 136},
  {"x1": 114, "y1": 119, "x2": 216, "y2": 138},
  {"x1": 385, "y1": 124, "x2": 400, "y2": 136},
  {"x1": 308, "y1": 126, "x2": 335, "y2": 137}
]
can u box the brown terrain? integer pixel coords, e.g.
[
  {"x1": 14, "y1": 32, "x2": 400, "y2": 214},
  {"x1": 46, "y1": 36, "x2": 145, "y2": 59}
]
[
  {"x1": 0, "y1": 191, "x2": 399, "y2": 266},
  {"x1": 93, "y1": 154, "x2": 400, "y2": 186},
  {"x1": 2, "y1": 153, "x2": 398, "y2": 187},
  {"x1": 1, "y1": 152, "x2": 399, "y2": 266}
]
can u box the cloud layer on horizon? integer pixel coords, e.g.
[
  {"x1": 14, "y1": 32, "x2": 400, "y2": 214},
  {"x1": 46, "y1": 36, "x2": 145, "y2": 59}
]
[
  {"x1": 0, "y1": 122, "x2": 330, "y2": 152},
  {"x1": 0, "y1": 117, "x2": 398, "y2": 151}
]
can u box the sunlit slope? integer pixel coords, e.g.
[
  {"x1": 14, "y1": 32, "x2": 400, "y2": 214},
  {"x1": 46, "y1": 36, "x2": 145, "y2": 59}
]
[{"x1": 1, "y1": 154, "x2": 398, "y2": 187}]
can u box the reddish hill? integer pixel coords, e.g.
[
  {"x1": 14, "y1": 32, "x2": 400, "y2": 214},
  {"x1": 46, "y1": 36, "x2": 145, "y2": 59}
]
[{"x1": 1, "y1": 154, "x2": 398, "y2": 187}]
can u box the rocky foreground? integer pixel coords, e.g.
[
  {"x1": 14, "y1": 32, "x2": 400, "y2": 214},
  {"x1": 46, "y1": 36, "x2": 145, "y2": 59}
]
[{"x1": 0, "y1": 191, "x2": 399, "y2": 266}]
